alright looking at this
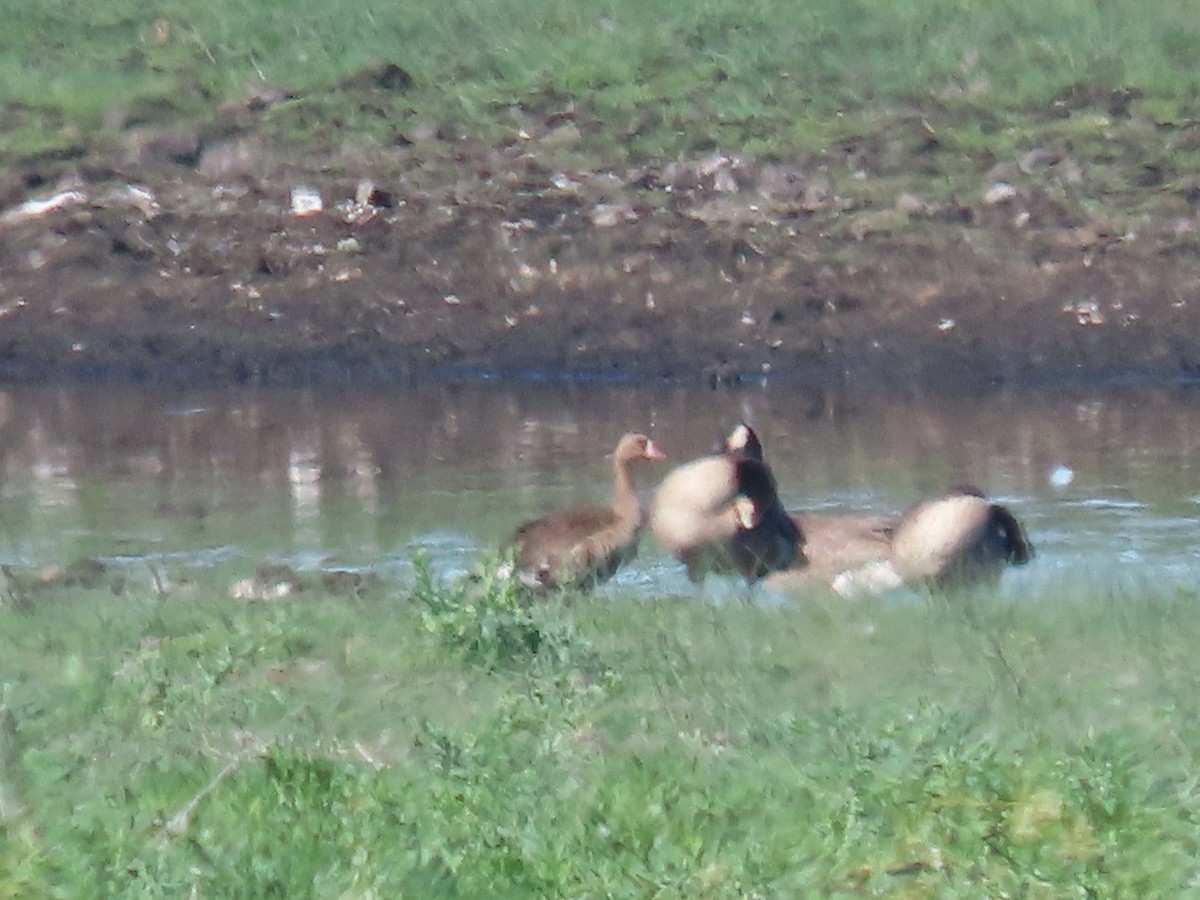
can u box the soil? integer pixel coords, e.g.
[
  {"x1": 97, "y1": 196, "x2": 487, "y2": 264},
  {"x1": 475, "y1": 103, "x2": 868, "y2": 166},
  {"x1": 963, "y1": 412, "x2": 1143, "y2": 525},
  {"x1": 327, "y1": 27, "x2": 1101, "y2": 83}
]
[{"x1": 3, "y1": 117, "x2": 1200, "y2": 393}]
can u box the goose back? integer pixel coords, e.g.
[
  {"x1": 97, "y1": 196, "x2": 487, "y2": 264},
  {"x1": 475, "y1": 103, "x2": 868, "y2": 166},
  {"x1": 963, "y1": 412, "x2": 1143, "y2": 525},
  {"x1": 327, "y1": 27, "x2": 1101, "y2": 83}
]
[
  {"x1": 890, "y1": 486, "x2": 1034, "y2": 591},
  {"x1": 651, "y1": 424, "x2": 798, "y2": 586},
  {"x1": 794, "y1": 512, "x2": 894, "y2": 577}
]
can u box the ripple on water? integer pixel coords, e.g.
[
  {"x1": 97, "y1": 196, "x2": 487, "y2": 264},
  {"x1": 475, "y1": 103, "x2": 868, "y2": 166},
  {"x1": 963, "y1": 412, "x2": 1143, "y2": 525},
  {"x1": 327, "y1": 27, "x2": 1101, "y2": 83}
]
[{"x1": 1, "y1": 381, "x2": 1199, "y2": 601}]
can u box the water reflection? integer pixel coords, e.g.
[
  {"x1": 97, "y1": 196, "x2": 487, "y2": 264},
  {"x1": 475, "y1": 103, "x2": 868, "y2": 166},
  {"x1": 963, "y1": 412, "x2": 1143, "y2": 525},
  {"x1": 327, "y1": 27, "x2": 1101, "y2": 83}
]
[{"x1": 0, "y1": 382, "x2": 1198, "y2": 596}]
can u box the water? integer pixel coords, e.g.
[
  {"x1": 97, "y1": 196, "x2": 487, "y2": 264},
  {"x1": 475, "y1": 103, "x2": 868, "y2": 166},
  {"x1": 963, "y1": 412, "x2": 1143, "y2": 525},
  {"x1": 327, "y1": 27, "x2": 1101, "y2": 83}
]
[{"x1": 2, "y1": 381, "x2": 1199, "y2": 599}]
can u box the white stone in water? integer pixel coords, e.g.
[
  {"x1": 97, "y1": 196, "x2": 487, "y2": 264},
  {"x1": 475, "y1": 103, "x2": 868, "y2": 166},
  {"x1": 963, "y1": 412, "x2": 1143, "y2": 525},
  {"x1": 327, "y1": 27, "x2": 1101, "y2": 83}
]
[{"x1": 1049, "y1": 465, "x2": 1075, "y2": 488}]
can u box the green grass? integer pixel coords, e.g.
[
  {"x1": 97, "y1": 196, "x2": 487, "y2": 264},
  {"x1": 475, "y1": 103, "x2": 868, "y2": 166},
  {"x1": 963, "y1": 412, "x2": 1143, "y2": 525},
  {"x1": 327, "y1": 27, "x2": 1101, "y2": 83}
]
[
  {"x1": 2, "y1": 556, "x2": 1200, "y2": 896},
  {"x1": 2, "y1": 0, "x2": 1199, "y2": 166}
]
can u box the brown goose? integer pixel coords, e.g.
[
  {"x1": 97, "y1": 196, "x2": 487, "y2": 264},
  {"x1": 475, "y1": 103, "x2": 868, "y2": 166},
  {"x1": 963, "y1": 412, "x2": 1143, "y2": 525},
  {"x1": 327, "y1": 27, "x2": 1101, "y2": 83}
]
[
  {"x1": 888, "y1": 485, "x2": 1034, "y2": 591},
  {"x1": 506, "y1": 432, "x2": 665, "y2": 590},
  {"x1": 782, "y1": 511, "x2": 894, "y2": 584},
  {"x1": 650, "y1": 423, "x2": 799, "y2": 588}
]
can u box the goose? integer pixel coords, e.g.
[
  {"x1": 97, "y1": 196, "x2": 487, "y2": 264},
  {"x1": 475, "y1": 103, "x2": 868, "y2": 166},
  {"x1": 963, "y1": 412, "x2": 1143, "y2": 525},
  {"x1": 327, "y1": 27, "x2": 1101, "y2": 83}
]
[
  {"x1": 650, "y1": 423, "x2": 799, "y2": 588},
  {"x1": 506, "y1": 432, "x2": 665, "y2": 590},
  {"x1": 888, "y1": 484, "x2": 1034, "y2": 592},
  {"x1": 723, "y1": 423, "x2": 897, "y2": 594},
  {"x1": 783, "y1": 511, "x2": 896, "y2": 587},
  {"x1": 767, "y1": 485, "x2": 1034, "y2": 596},
  {"x1": 730, "y1": 426, "x2": 1033, "y2": 596}
]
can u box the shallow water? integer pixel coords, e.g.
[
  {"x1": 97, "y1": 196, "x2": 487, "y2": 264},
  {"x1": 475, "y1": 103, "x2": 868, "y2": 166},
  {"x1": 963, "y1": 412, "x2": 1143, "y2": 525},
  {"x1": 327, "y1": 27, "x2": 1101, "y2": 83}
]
[{"x1": 1, "y1": 381, "x2": 1198, "y2": 599}]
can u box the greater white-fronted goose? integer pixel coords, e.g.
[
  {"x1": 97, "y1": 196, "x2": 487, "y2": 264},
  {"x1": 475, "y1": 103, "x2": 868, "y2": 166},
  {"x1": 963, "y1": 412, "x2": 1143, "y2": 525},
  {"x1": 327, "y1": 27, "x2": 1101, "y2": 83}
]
[
  {"x1": 506, "y1": 432, "x2": 666, "y2": 590},
  {"x1": 888, "y1": 485, "x2": 1034, "y2": 591},
  {"x1": 650, "y1": 423, "x2": 799, "y2": 588}
]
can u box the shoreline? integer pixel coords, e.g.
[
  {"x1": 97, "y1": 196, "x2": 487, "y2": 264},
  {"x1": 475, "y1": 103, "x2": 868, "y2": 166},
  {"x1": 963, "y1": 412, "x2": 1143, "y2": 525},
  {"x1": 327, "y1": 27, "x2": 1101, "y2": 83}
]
[{"x1": 3, "y1": 145, "x2": 1199, "y2": 394}]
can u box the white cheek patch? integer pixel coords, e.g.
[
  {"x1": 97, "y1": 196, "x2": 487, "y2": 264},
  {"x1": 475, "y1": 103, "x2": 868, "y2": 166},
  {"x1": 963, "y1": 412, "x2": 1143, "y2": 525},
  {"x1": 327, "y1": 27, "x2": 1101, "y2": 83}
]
[
  {"x1": 727, "y1": 423, "x2": 752, "y2": 452},
  {"x1": 733, "y1": 495, "x2": 759, "y2": 530}
]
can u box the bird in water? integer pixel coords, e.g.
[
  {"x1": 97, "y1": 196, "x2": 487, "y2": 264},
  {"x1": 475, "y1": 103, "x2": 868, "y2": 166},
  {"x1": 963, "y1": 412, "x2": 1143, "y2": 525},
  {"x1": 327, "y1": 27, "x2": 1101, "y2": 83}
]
[
  {"x1": 767, "y1": 482, "x2": 1034, "y2": 597},
  {"x1": 721, "y1": 427, "x2": 1034, "y2": 596},
  {"x1": 650, "y1": 422, "x2": 798, "y2": 590},
  {"x1": 505, "y1": 432, "x2": 666, "y2": 591},
  {"x1": 887, "y1": 484, "x2": 1034, "y2": 592}
]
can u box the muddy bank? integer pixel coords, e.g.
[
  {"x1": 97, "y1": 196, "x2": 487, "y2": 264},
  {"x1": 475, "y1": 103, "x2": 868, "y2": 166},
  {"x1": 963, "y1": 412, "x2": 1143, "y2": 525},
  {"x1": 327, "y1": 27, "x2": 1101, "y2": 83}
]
[{"x1": 2, "y1": 136, "x2": 1200, "y2": 393}]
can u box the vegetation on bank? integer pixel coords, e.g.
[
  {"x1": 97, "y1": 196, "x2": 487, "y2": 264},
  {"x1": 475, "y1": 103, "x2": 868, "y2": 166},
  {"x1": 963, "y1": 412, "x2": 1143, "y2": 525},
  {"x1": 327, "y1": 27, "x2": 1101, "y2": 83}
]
[
  {"x1": 2, "y1": 0, "x2": 1199, "y2": 170},
  {"x1": 2, "y1": 556, "x2": 1199, "y2": 896}
]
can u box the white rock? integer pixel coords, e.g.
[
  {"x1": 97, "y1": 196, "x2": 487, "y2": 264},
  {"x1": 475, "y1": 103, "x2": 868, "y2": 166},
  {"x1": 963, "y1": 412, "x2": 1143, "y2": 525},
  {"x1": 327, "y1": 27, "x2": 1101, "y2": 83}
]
[
  {"x1": 290, "y1": 186, "x2": 323, "y2": 217},
  {"x1": 981, "y1": 182, "x2": 1017, "y2": 206}
]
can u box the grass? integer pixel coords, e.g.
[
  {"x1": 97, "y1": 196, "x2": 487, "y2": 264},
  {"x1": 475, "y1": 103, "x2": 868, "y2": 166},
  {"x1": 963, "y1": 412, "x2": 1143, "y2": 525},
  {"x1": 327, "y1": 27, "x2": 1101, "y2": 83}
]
[
  {"x1": 2, "y1": 0, "x2": 1200, "y2": 167},
  {"x1": 2, "y1": 555, "x2": 1200, "y2": 895}
]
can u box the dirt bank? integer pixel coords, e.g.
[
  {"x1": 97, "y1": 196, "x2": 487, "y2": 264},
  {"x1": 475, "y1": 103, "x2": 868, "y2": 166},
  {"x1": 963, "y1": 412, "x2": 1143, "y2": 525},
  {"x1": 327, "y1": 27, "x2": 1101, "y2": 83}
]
[{"x1": 2, "y1": 125, "x2": 1199, "y2": 392}]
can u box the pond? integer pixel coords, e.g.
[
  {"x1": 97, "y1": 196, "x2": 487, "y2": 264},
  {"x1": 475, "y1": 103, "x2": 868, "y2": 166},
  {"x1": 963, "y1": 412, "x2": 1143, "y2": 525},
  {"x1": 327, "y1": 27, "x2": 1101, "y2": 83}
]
[{"x1": 1, "y1": 380, "x2": 1198, "y2": 600}]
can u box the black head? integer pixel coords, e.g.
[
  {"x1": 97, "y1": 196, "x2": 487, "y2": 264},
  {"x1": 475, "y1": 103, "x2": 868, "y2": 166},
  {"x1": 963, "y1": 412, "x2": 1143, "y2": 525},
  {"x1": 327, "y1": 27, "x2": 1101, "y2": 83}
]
[{"x1": 723, "y1": 422, "x2": 764, "y2": 462}]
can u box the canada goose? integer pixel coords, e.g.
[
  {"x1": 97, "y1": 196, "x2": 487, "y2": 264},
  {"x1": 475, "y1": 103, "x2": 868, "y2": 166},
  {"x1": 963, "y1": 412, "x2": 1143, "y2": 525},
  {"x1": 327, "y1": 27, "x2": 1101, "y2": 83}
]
[
  {"x1": 768, "y1": 488, "x2": 1035, "y2": 596},
  {"x1": 650, "y1": 423, "x2": 799, "y2": 588},
  {"x1": 736, "y1": 418, "x2": 1031, "y2": 595},
  {"x1": 784, "y1": 511, "x2": 895, "y2": 582},
  {"x1": 769, "y1": 487, "x2": 1034, "y2": 596},
  {"x1": 506, "y1": 432, "x2": 666, "y2": 590},
  {"x1": 725, "y1": 424, "x2": 897, "y2": 594},
  {"x1": 889, "y1": 484, "x2": 1034, "y2": 591}
]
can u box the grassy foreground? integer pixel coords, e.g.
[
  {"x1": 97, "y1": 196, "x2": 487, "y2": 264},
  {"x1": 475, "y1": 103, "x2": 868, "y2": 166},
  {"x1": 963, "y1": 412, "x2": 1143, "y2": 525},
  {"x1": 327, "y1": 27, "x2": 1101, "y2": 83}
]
[
  {"x1": 2, "y1": 558, "x2": 1199, "y2": 896},
  {"x1": 3, "y1": 0, "x2": 1199, "y2": 165}
]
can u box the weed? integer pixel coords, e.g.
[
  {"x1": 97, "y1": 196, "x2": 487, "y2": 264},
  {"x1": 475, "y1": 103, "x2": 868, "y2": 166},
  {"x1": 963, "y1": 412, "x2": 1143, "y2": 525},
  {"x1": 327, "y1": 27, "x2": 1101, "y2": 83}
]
[
  {"x1": 413, "y1": 551, "x2": 559, "y2": 668},
  {"x1": 2, "y1": 570, "x2": 1200, "y2": 893}
]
